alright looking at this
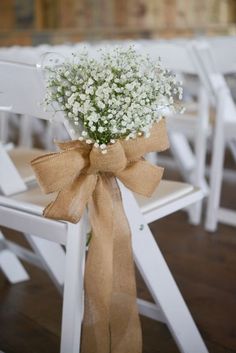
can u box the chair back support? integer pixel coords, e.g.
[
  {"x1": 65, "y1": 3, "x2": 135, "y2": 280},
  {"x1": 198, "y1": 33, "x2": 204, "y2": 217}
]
[
  {"x1": 192, "y1": 41, "x2": 236, "y2": 124},
  {"x1": 142, "y1": 41, "x2": 199, "y2": 75},
  {"x1": 0, "y1": 143, "x2": 27, "y2": 195},
  {"x1": 0, "y1": 60, "x2": 64, "y2": 121},
  {"x1": 0, "y1": 60, "x2": 68, "y2": 195},
  {"x1": 207, "y1": 36, "x2": 236, "y2": 74}
]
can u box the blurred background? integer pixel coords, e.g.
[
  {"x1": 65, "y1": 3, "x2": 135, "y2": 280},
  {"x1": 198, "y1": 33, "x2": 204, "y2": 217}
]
[{"x1": 1, "y1": 0, "x2": 236, "y2": 46}]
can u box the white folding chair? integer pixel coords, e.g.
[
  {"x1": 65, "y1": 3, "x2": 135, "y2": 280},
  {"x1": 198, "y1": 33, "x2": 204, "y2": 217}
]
[
  {"x1": 0, "y1": 60, "x2": 208, "y2": 353},
  {"x1": 0, "y1": 75, "x2": 66, "y2": 289},
  {"x1": 207, "y1": 36, "x2": 236, "y2": 160},
  {"x1": 192, "y1": 40, "x2": 236, "y2": 231},
  {"x1": 0, "y1": 46, "x2": 64, "y2": 150},
  {"x1": 140, "y1": 41, "x2": 210, "y2": 225},
  {"x1": 0, "y1": 144, "x2": 66, "y2": 289}
]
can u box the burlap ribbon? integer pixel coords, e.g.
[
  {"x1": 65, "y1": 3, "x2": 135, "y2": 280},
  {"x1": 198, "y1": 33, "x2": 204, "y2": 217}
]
[{"x1": 31, "y1": 118, "x2": 169, "y2": 353}]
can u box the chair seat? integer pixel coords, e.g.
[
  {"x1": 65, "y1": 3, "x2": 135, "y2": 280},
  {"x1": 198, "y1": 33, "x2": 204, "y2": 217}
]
[
  {"x1": 136, "y1": 180, "x2": 200, "y2": 223},
  {"x1": 136, "y1": 180, "x2": 193, "y2": 213},
  {"x1": 0, "y1": 180, "x2": 196, "y2": 221},
  {"x1": 9, "y1": 147, "x2": 46, "y2": 183}
]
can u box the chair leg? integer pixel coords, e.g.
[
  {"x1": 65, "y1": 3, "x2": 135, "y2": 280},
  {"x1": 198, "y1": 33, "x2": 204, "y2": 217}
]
[
  {"x1": 169, "y1": 132, "x2": 196, "y2": 181},
  {"x1": 0, "y1": 112, "x2": 9, "y2": 144},
  {"x1": 60, "y1": 219, "x2": 87, "y2": 353},
  {"x1": 25, "y1": 234, "x2": 65, "y2": 292},
  {"x1": 205, "y1": 125, "x2": 225, "y2": 232},
  {"x1": 0, "y1": 249, "x2": 29, "y2": 283},
  {"x1": 189, "y1": 86, "x2": 209, "y2": 226},
  {"x1": 120, "y1": 185, "x2": 208, "y2": 353},
  {"x1": 0, "y1": 231, "x2": 29, "y2": 283},
  {"x1": 19, "y1": 115, "x2": 33, "y2": 147}
]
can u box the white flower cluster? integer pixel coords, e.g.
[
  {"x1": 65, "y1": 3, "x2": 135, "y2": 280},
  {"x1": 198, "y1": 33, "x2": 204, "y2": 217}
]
[{"x1": 45, "y1": 47, "x2": 182, "y2": 152}]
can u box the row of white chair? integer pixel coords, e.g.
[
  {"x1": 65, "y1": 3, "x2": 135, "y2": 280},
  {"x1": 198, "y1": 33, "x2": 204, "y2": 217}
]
[
  {"x1": 1, "y1": 37, "x2": 235, "y2": 232},
  {"x1": 0, "y1": 36, "x2": 235, "y2": 353},
  {"x1": 0, "y1": 38, "x2": 210, "y2": 226}
]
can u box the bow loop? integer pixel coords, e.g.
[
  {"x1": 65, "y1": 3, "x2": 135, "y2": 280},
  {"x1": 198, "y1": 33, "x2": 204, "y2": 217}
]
[
  {"x1": 31, "y1": 149, "x2": 88, "y2": 194},
  {"x1": 43, "y1": 173, "x2": 97, "y2": 223}
]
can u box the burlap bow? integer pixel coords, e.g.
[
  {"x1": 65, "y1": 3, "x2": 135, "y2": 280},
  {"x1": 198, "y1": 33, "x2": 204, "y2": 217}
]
[{"x1": 31, "y1": 118, "x2": 169, "y2": 353}]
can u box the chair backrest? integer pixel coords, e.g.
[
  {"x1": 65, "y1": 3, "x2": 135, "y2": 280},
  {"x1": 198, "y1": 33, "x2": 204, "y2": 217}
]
[
  {"x1": 0, "y1": 60, "x2": 64, "y2": 121},
  {"x1": 0, "y1": 46, "x2": 38, "y2": 65},
  {"x1": 0, "y1": 60, "x2": 70, "y2": 196},
  {"x1": 140, "y1": 41, "x2": 200, "y2": 75},
  {"x1": 207, "y1": 36, "x2": 236, "y2": 75},
  {"x1": 191, "y1": 41, "x2": 236, "y2": 124},
  {"x1": 143, "y1": 41, "x2": 211, "y2": 135}
]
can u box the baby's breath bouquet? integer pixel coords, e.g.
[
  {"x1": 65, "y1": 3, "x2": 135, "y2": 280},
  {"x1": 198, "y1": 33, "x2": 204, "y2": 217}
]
[{"x1": 45, "y1": 47, "x2": 182, "y2": 153}]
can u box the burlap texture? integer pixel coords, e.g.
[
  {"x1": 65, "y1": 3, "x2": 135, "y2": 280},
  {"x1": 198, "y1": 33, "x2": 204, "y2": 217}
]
[{"x1": 31, "y1": 118, "x2": 169, "y2": 353}]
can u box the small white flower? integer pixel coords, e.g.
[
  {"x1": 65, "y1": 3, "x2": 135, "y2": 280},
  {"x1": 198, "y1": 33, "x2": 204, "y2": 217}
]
[
  {"x1": 98, "y1": 126, "x2": 104, "y2": 133},
  {"x1": 87, "y1": 77, "x2": 94, "y2": 86},
  {"x1": 97, "y1": 101, "x2": 105, "y2": 109},
  {"x1": 72, "y1": 102, "x2": 80, "y2": 114},
  {"x1": 45, "y1": 46, "x2": 182, "y2": 147},
  {"x1": 86, "y1": 87, "x2": 94, "y2": 95},
  {"x1": 79, "y1": 94, "x2": 86, "y2": 101}
]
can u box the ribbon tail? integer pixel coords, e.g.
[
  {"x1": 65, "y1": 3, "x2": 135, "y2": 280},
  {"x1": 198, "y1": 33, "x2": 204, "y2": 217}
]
[
  {"x1": 81, "y1": 176, "x2": 142, "y2": 353},
  {"x1": 110, "y1": 177, "x2": 142, "y2": 353},
  {"x1": 81, "y1": 175, "x2": 115, "y2": 353}
]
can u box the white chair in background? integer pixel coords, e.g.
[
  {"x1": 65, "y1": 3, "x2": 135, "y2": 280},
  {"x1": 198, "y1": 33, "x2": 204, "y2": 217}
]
[
  {"x1": 0, "y1": 45, "x2": 89, "y2": 152},
  {"x1": 0, "y1": 59, "x2": 209, "y2": 353},
  {"x1": 207, "y1": 36, "x2": 236, "y2": 160},
  {"x1": 207, "y1": 36, "x2": 236, "y2": 75},
  {"x1": 192, "y1": 40, "x2": 236, "y2": 231},
  {"x1": 140, "y1": 41, "x2": 210, "y2": 225},
  {"x1": 0, "y1": 64, "x2": 66, "y2": 289},
  {"x1": 0, "y1": 47, "x2": 39, "y2": 148},
  {"x1": 0, "y1": 141, "x2": 66, "y2": 289}
]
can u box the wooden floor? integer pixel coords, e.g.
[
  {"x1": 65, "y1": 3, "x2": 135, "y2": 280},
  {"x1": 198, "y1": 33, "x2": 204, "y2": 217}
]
[{"x1": 0, "y1": 171, "x2": 236, "y2": 353}]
